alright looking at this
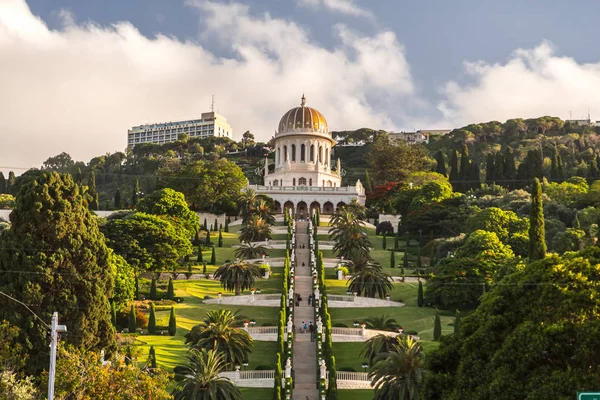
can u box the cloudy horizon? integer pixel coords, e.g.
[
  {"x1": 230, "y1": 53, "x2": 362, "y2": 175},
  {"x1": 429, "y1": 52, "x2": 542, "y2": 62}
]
[{"x1": 2, "y1": 0, "x2": 600, "y2": 172}]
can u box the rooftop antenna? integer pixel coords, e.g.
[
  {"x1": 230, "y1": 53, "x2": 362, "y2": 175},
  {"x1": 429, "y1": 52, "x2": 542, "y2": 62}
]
[{"x1": 211, "y1": 95, "x2": 215, "y2": 112}]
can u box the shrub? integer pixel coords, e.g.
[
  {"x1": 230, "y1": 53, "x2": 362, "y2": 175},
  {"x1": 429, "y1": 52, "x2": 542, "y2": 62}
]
[
  {"x1": 117, "y1": 306, "x2": 148, "y2": 330},
  {"x1": 149, "y1": 276, "x2": 157, "y2": 300},
  {"x1": 203, "y1": 295, "x2": 213, "y2": 300},
  {"x1": 332, "y1": 322, "x2": 348, "y2": 327},
  {"x1": 168, "y1": 306, "x2": 177, "y2": 336},
  {"x1": 148, "y1": 303, "x2": 157, "y2": 334},
  {"x1": 166, "y1": 277, "x2": 174, "y2": 300},
  {"x1": 333, "y1": 266, "x2": 349, "y2": 276},
  {"x1": 255, "y1": 365, "x2": 273, "y2": 370},
  {"x1": 338, "y1": 367, "x2": 356, "y2": 372},
  {"x1": 404, "y1": 330, "x2": 419, "y2": 335},
  {"x1": 376, "y1": 221, "x2": 394, "y2": 236}
]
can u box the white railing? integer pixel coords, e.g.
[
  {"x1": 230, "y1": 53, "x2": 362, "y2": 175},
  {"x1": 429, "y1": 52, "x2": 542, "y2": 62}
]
[
  {"x1": 247, "y1": 326, "x2": 278, "y2": 335},
  {"x1": 218, "y1": 370, "x2": 275, "y2": 388},
  {"x1": 337, "y1": 371, "x2": 371, "y2": 381},
  {"x1": 240, "y1": 370, "x2": 275, "y2": 380},
  {"x1": 331, "y1": 327, "x2": 362, "y2": 336}
]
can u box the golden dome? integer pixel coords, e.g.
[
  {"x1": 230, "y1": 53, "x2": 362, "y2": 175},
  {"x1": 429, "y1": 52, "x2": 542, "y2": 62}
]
[{"x1": 278, "y1": 95, "x2": 328, "y2": 135}]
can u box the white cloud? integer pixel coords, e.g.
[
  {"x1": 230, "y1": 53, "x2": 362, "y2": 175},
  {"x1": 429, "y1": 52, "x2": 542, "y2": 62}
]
[
  {"x1": 297, "y1": 0, "x2": 373, "y2": 18},
  {"x1": 0, "y1": 0, "x2": 413, "y2": 170},
  {"x1": 437, "y1": 41, "x2": 600, "y2": 127}
]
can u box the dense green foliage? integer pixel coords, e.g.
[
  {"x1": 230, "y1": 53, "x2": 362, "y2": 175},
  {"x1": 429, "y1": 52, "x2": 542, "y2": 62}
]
[
  {"x1": 136, "y1": 188, "x2": 199, "y2": 237},
  {"x1": 0, "y1": 172, "x2": 115, "y2": 374}
]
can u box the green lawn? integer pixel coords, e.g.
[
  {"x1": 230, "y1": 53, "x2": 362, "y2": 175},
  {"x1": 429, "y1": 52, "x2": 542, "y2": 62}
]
[
  {"x1": 239, "y1": 388, "x2": 274, "y2": 399},
  {"x1": 135, "y1": 278, "x2": 282, "y2": 372},
  {"x1": 338, "y1": 389, "x2": 373, "y2": 399},
  {"x1": 327, "y1": 281, "x2": 455, "y2": 370}
]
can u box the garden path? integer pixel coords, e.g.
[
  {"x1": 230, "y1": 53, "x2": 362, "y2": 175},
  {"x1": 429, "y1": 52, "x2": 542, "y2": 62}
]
[{"x1": 293, "y1": 220, "x2": 319, "y2": 399}]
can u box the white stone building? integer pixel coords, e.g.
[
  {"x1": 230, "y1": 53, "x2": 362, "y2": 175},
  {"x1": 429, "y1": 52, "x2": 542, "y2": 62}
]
[
  {"x1": 249, "y1": 95, "x2": 365, "y2": 216},
  {"x1": 127, "y1": 111, "x2": 233, "y2": 148}
]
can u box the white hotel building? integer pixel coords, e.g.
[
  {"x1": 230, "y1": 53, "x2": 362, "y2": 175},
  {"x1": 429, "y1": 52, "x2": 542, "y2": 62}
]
[{"x1": 127, "y1": 111, "x2": 233, "y2": 148}]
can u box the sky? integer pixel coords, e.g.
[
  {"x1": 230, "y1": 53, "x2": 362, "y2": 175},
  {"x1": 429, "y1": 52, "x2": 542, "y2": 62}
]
[{"x1": 2, "y1": 0, "x2": 600, "y2": 171}]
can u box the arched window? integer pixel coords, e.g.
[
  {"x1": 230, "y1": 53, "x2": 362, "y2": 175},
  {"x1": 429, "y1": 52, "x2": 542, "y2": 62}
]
[
  {"x1": 301, "y1": 144, "x2": 306, "y2": 162},
  {"x1": 277, "y1": 148, "x2": 280, "y2": 165},
  {"x1": 309, "y1": 178, "x2": 312, "y2": 186},
  {"x1": 298, "y1": 177, "x2": 307, "y2": 186},
  {"x1": 293, "y1": 178, "x2": 296, "y2": 186},
  {"x1": 325, "y1": 148, "x2": 329, "y2": 166},
  {"x1": 319, "y1": 146, "x2": 323, "y2": 164},
  {"x1": 291, "y1": 144, "x2": 296, "y2": 162},
  {"x1": 322, "y1": 179, "x2": 325, "y2": 186},
  {"x1": 284, "y1": 146, "x2": 288, "y2": 162},
  {"x1": 273, "y1": 180, "x2": 279, "y2": 186},
  {"x1": 333, "y1": 182, "x2": 336, "y2": 187},
  {"x1": 310, "y1": 145, "x2": 315, "y2": 162},
  {"x1": 328, "y1": 180, "x2": 332, "y2": 187}
]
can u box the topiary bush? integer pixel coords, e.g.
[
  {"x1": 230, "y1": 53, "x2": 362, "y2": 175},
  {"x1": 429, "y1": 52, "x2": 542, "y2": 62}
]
[{"x1": 376, "y1": 221, "x2": 394, "y2": 236}]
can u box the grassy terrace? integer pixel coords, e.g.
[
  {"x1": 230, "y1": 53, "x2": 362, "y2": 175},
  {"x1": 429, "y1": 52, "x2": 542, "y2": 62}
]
[{"x1": 326, "y1": 280, "x2": 454, "y2": 371}]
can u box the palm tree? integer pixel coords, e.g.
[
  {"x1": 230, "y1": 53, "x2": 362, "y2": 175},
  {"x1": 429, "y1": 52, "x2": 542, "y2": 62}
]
[
  {"x1": 238, "y1": 215, "x2": 272, "y2": 243},
  {"x1": 365, "y1": 315, "x2": 400, "y2": 332},
  {"x1": 255, "y1": 199, "x2": 276, "y2": 226},
  {"x1": 369, "y1": 335, "x2": 423, "y2": 400},
  {"x1": 173, "y1": 348, "x2": 242, "y2": 400},
  {"x1": 214, "y1": 260, "x2": 261, "y2": 296},
  {"x1": 329, "y1": 208, "x2": 371, "y2": 259},
  {"x1": 360, "y1": 334, "x2": 400, "y2": 365},
  {"x1": 185, "y1": 310, "x2": 253, "y2": 369},
  {"x1": 347, "y1": 256, "x2": 379, "y2": 274},
  {"x1": 348, "y1": 264, "x2": 393, "y2": 298},
  {"x1": 237, "y1": 188, "x2": 258, "y2": 223},
  {"x1": 234, "y1": 242, "x2": 270, "y2": 260}
]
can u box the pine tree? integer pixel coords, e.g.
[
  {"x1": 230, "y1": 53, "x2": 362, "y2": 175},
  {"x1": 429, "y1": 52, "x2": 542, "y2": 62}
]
[
  {"x1": 148, "y1": 346, "x2": 157, "y2": 369},
  {"x1": 224, "y1": 218, "x2": 229, "y2": 233},
  {"x1": 454, "y1": 310, "x2": 461, "y2": 334},
  {"x1": 128, "y1": 304, "x2": 137, "y2": 333},
  {"x1": 149, "y1": 276, "x2": 157, "y2": 300},
  {"x1": 218, "y1": 229, "x2": 223, "y2": 248},
  {"x1": 211, "y1": 246, "x2": 216, "y2": 265},
  {"x1": 485, "y1": 153, "x2": 495, "y2": 184},
  {"x1": 168, "y1": 306, "x2": 177, "y2": 336},
  {"x1": 449, "y1": 150, "x2": 460, "y2": 190},
  {"x1": 0, "y1": 171, "x2": 116, "y2": 373},
  {"x1": 148, "y1": 303, "x2": 157, "y2": 334},
  {"x1": 417, "y1": 281, "x2": 424, "y2": 307},
  {"x1": 214, "y1": 218, "x2": 218, "y2": 231},
  {"x1": 528, "y1": 178, "x2": 546, "y2": 262},
  {"x1": 167, "y1": 277, "x2": 175, "y2": 300},
  {"x1": 111, "y1": 300, "x2": 117, "y2": 328},
  {"x1": 382, "y1": 233, "x2": 387, "y2": 250},
  {"x1": 114, "y1": 188, "x2": 122, "y2": 209},
  {"x1": 390, "y1": 250, "x2": 395, "y2": 268},
  {"x1": 88, "y1": 171, "x2": 98, "y2": 210},
  {"x1": 433, "y1": 311, "x2": 442, "y2": 341},
  {"x1": 6, "y1": 171, "x2": 16, "y2": 195},
  {"x1": 435, "y1": 150, "x2": 447, "y2": 176},
  {"x1": 197, "y1": 243, "x2": 203, "y2": 262},
  {"x1": 364, "y1": 170, "x2": 373, "y2": 194},
  {"x1": 0, "y1": 172, "x2": 5, "y2": 194},
  {"x1": 132, "y1": 179, "x2": 140, "y2": 207}
]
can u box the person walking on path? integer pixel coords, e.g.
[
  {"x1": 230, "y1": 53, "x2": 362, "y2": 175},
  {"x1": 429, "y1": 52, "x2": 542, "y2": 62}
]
[
  {"x1": 308, "y1": 294, "x2": 312, "y2": 306},
  {"x1": 309, "y1": 322, "x2": 315, "y2": 342}
]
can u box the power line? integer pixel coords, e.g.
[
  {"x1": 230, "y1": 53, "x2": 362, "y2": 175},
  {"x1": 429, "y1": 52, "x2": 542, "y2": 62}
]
[{"x1": 0, "y1": 289, "x2": 51, "y2": 329}]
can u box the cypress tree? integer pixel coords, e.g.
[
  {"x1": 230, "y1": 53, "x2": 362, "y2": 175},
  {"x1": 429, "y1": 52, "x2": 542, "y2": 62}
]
[
  {"x1": 211, "y1": 246, "x2": 216, "y2": 265},
  {"x1": 557, "y1": 154, "x2": 565, "y2": 180},
  {"x1": 114, "y1": 188, "x2": 121, "y2": 209},
  {"x1": 224, "y1": 218, "x2": 229, "y2": 232},
  {"x1": 203, "y1": 218, "x2": 208, "y2": 230},
  {"x1": 88, "y1": 171, "x2": 98, "y2": 210},
  {"x1": 416, "y1": 248, "x2": 422, "y2": 270},
  {"x1": 433, "y1": 311, "x2": 442, "y2": 341},
  {"x1": 132, "y1": 179, "x2": 140, "y2": 207},
  {"x1": 0, "y1": 172, "x2": 5, "y2": 194},
  {"x1": 470, "y1": 158, "x2": 481, "y2": 191},
  {"x1": 364, "y1": 170, "x2": 373, "y2": 194},
  {"x1": 202, "y1": 262, "x2": 207, "y2": 276},
  {"x1": 206, "y1": 230, "x2": 211, "y2": 245},
  {"x1": 166, "y1": 277, "x2": 175, "y2": 300},
  {"x1": 458, "y1": 144, "x2": 470, "y2": 192},
  {"x1": 435, "y1": 150, "x2": 447, "y2": 176},
  {"x1": 149, "y1": 276, "x2": 157, "y2": 300},
  {"x1": 148, "y1": 303, "x2": 157, "y2": 334},
  {"x1": 218, "y1": 229, "x2": 223, "y2": 247},
  {"x1": 148, "y1": 346, "x2": 157, "y2": 369},
  {"x1": 214, "y1": 218, "x2": 218, "y2": 231},
  {"x1": 417, "y1": 281, "x2": 424, "y2": 307},
  {"x1": 449, "y1": 150, "x2": 460, "y2": 190},
  {"x1": 528, "y1": 178, "x2": 546, "y2": 262},
  {"x1": 128, "y1": 304, "x2": 137, "y2": 333},
  {"x1": 390, "y1": 250, "x2": 395, "y2": 268},
  {"x1": 168, "y1": 306, "x2": 177, "y2": 336},
  {"x1": 382, "y1": 233, "x2": 387, "y2": 250},
  {"x1": 75, "y1": 167, "x2": 83, "y2": 184},
  {"x1": 135, "y1": 276, "x2": 140, "y2": 300},
  {"x1": 454, "y1": 310, "x2": 461, "y2": 334},
  {"x1": 326, "y1": 355, "x2": 338, "y2": 399},
  {"x1": 485, "y1": 153, "x2": 495, "y2": 184},
  {"x1": 503, "y1": 147, "x2": 517, "y2": 189},
  {"x1": 110, "y1": 300, "x2": 117, "y2": 328},
  {"x1": 274, "y1": 353, "x2": 283, "y2": 399},
  {"x1": 550, "y1": 147, "x2": 559, "y2": 181},
  {"x1": 403, "y1": 250, "x2": 409, "y2": 269},
  {"x1": 6, "y1": 171, "x2": 16, "y2": 195},
  {"x1": 197, "y1": 243, "x2": 203, "y2": 262},
  {"x1": 493, "y1": 151, "x2": 505, "y2": 184}
]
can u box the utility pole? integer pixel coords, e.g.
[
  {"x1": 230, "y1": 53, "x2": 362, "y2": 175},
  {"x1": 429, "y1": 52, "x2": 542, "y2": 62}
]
[{"x1": 48, "y1": 312, "x2": 67, "y2": 400}]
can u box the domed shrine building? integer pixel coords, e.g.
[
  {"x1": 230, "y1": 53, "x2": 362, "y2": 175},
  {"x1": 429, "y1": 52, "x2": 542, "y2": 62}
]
[{"x1": 251, "y1": 95, "x2": 365, "y2": 217}]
